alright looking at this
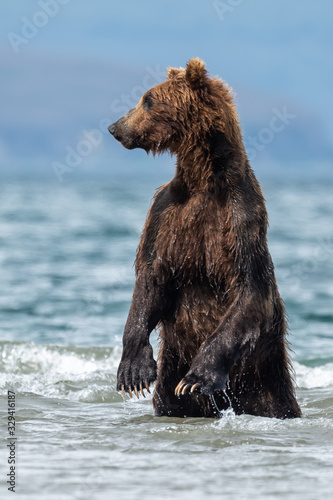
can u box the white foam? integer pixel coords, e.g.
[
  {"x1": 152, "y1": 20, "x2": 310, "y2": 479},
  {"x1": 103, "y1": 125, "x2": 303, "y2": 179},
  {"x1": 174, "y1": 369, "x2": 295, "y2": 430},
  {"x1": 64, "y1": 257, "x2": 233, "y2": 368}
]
[
  {"x1": 294, "y1": 360, "x2": 333, "y2": 389},
  {"x1": 0, "y1": 342, "x2": 122, "y2": 401}
]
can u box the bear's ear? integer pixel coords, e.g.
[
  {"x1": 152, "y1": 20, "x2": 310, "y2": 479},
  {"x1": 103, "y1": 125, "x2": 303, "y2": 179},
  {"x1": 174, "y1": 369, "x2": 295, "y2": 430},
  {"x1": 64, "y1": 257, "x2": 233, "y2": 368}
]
[
  {"x1": 185, "y1": 58, "x2": 208, "y2": 90},
  {"x1": 167, "y1": 67, "x2": 182, "y2": 80}
]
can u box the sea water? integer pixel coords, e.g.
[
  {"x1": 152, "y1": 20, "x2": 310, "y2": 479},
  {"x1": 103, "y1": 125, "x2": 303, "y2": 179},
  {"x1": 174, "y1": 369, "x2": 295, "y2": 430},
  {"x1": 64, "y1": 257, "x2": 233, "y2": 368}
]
[{"x1": 0, "y1": 178, "x2": 332, "y2": 500}]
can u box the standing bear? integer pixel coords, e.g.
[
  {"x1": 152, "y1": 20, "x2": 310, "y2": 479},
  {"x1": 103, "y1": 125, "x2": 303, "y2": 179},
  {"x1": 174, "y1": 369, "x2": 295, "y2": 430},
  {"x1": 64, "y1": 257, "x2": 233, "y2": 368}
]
[{"x1": 109, "y1": 58, "x2": 301, "y2": 419}]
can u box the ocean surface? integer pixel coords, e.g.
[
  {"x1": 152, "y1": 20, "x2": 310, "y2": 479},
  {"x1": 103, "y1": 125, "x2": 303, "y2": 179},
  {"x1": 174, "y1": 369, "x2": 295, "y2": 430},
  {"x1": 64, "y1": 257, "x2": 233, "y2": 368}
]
[{"x1": 0, "y1": 177, "x2": 332, "y2": 500}]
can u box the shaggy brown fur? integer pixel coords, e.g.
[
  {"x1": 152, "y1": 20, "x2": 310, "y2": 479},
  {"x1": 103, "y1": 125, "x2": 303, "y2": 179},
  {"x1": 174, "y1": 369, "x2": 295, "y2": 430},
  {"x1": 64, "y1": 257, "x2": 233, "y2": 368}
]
[{"x1": 108, "y1": 58, "x2": 301, "y2": 418}]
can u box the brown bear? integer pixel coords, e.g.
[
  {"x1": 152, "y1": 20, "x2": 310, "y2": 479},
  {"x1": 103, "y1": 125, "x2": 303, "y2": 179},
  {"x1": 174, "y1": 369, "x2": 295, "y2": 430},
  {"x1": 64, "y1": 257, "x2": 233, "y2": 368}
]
[{"x1": 108, "y1": 58, "x2": 301, "y2": 419}]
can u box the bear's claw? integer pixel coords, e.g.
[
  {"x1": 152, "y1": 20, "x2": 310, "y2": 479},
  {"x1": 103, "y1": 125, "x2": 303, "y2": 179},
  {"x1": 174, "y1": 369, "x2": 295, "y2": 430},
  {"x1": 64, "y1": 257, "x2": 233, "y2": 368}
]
[
  {"x1": 190, "y1": 383, "x2": 201, "y2": 393},
  {"x1": 120, "y1": 383, "x2": 150, "y2": 399},
  {"x1": 174, "y1": 370, "x2": 228, "y2": 396},
  {"x1": 175, "y1": 380, "x2": 201, "y2": 396},
  {"x1": 120, "y1": 382, "x2": 151, "y2": 399}
]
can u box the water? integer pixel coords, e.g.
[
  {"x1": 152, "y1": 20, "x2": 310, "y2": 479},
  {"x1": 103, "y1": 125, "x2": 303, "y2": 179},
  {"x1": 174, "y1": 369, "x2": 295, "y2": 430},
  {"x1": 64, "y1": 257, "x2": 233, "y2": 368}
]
[{"x1": 0, "y1": 178, "x2": 332, "y2": 500}]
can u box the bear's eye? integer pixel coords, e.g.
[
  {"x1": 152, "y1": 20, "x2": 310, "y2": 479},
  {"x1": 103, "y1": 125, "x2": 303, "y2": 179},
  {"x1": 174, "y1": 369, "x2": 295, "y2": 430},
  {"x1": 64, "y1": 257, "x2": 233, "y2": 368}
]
[{"x1": 142, "y1": 94, "x2": 153, "y2": 111}]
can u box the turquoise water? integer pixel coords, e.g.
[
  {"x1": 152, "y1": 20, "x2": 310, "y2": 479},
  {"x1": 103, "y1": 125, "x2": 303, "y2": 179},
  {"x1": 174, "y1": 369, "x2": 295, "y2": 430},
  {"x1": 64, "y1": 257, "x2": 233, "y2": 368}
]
[{"x1": 0, "y1": 178, "x2": 332, "y2": 499}]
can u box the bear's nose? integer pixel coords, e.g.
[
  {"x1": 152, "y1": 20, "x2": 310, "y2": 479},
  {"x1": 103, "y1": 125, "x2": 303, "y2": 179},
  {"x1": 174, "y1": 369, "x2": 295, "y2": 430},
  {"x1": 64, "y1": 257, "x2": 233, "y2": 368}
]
[{"x1": 108, "y1": 124, "x2": 116, "y2": 135}]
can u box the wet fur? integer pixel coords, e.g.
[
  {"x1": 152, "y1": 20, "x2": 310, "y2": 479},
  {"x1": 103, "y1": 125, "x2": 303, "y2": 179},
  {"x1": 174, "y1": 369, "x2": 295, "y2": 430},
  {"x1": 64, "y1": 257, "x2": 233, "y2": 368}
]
[{"x1": 110, "y1": 58, "x2": 301, "y2": 418}]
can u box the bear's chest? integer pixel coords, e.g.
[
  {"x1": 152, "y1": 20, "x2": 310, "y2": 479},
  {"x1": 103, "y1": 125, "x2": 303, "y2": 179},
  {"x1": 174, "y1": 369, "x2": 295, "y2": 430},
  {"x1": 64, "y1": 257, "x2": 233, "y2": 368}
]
[{"x1": 150, "y1": 195, "x2": 226, "y2": 283}]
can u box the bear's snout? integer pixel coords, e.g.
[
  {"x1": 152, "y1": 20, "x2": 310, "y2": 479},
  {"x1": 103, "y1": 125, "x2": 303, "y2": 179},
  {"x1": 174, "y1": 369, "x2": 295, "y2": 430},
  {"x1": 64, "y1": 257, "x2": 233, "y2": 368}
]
[
  {"x1": 108, "y1": 120, "x2": 124, "y2": 144},
  {"x1": 108, "y1": 123, "x2": 116, "y2": 136},
  {"x1": 108, "y1": 118, "x2": 141, "y2": 150}
]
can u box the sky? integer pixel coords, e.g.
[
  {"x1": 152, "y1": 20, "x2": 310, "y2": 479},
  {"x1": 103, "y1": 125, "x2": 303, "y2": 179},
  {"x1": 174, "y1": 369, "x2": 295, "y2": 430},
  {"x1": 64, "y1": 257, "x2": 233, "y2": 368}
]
[{"x1": 0, "y1": 0, "x2": 332, "y2": 182}]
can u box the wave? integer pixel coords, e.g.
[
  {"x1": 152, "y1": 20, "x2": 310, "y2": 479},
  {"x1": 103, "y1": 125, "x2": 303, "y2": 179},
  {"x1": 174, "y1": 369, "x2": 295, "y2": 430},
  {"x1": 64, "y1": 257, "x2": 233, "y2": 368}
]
[
  {"x1": 0, "y1": 341, "x2": 122, "y2": 403},
  {"x1": 1, "y1": 342, "x2": 333, "y2": 403},
  {"x1": 294, "y1": 360, "x2": 333, "y2": 389}
]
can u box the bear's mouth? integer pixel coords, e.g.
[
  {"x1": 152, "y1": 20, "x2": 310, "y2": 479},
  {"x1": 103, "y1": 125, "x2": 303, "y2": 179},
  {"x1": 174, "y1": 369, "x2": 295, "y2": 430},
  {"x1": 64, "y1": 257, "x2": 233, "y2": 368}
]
[
  {"x1": 119, "y1": 134, "x2": 143, "y2": 150},
  {"x1": 108, "y1": 122, "x2": 144, "y2": 150}
]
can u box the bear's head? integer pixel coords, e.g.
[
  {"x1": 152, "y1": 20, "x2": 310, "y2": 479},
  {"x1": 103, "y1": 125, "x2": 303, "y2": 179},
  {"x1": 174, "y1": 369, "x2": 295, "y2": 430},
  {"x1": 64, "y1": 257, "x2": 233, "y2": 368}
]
[{"x1": 108, "y1": 58, "x2": 241, "y2": 156}]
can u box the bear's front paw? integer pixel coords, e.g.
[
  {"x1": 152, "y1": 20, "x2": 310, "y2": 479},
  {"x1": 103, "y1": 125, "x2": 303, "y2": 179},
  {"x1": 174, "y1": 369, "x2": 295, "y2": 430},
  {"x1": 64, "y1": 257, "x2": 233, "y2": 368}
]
[
  {"x1": 174, "y1": 368, "x2": 228, "y2": 396},
  {"x1": 117, "y1": 344, "x2": 157, "y2": 399}
]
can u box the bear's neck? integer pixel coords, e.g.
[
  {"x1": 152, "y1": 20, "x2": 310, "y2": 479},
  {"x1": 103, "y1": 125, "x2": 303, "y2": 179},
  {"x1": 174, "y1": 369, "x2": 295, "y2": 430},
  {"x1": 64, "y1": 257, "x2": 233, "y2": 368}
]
[{"x1": 174, "y1": 130, "x2": 247, "y2": 194}]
